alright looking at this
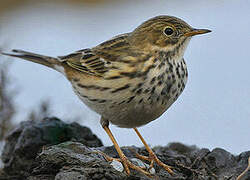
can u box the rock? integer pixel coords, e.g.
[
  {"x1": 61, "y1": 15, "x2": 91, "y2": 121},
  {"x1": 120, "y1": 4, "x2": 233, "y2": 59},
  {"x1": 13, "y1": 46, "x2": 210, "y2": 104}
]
[
  {"x1": 1, "y1": 117, "x2": 249, "y2": 180},
  {"x1": 236, "y1": 152, "x2": 250, "y2": 180},
  {"x1": 25, "y1": 142, "x2": 250, "y2": 180},
  {"x1": 110, "y1": 160, "x2": 124, "y2": 172},
  {"x1": 1, "y1": 117, "x2": 103, "y2": 176},
  {"x1": 30, "y1": 142, "x2": 128, "y2": 180},
  {"x1": 130, "y1": 158, "x2": 155, "y2": 174}
]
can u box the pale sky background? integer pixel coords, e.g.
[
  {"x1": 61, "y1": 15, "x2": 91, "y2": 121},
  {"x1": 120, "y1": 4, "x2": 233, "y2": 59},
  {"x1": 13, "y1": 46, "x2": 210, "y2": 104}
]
[{"x1": 0, "y1": 0, "x2": 249, "y2": 154}]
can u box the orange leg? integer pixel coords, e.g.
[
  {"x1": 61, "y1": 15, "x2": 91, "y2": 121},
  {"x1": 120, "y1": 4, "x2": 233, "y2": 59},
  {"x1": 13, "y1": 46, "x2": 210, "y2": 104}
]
[
  {"x1": 102, "y1": 125, "x2": 152, "y2": 177},
  {"x1": 133, "y1": 128, "x2": 174, "y2": 175}
]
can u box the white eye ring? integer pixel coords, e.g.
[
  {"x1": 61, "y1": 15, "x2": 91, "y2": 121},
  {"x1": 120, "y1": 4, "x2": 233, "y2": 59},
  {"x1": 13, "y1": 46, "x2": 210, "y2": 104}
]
[{"x1": 164, "y1": 27, "x2": 174, "y2": 36}]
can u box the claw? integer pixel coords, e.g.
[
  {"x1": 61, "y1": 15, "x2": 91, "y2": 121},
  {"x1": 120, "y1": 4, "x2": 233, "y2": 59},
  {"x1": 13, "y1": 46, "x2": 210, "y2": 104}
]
[
  {"x1": 133, "y1": 128, "x2": 174, "y2": 175},
  {"x1": 102, "y1": 125, "x2": 153, "y2": 177},
  {"x1": 98, "y1": 150, "x2": 153, "y2": 177}
]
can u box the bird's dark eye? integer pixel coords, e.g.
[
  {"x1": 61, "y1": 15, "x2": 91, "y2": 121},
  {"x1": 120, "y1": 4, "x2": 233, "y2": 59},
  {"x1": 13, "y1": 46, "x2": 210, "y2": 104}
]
[{"x1": 164, "y1": 27, "x2": 174, "y2": 36}]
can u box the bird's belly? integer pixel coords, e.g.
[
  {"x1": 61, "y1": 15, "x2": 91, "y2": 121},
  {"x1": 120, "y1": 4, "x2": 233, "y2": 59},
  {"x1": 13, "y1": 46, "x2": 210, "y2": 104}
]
[
  {"x1": 106, "y1": 82, "x2": 186, "y2": 128},
  {"x1": 76, "y1": 94, "x2": 169, "y2": 128},
  {"x1": 71, "y1": 58, "x2": 188, "y2": 128},
  {"x1": 72, "y1": 77, "x2": 186, "y2": 128},
  {"x1": 106, "y1": 99, "x2": 173, "y2": 128}
]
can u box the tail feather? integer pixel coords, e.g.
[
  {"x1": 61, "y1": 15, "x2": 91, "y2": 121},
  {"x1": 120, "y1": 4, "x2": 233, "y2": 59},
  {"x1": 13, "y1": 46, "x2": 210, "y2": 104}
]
[{"x1": 1, "y1": 49, "x2": 61, "y2": 69}]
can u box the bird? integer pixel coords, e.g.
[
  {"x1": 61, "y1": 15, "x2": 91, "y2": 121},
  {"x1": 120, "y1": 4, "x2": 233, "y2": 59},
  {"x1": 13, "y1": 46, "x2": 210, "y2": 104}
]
[{"x1": 1, "y1": 15, "x2": 211, "y2": 177}]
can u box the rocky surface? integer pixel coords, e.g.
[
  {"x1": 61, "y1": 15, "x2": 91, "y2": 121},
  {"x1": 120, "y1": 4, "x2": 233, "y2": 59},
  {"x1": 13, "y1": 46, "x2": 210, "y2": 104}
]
[
  {"x1": 0, "y1": 117, "x2": 249, "y2": 180},
  {"x1": 1, "y1": 117, "x2": 102, "y2": 178}
]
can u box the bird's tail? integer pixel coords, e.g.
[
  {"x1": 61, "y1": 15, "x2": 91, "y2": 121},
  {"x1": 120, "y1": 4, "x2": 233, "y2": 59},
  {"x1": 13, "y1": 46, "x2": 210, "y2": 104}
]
[{"x1": 1, "y1": 49, "x2": 62, "y2": 70}]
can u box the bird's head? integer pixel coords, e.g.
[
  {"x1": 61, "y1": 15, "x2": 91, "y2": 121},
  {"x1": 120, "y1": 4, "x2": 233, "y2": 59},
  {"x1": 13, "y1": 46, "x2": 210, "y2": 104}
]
[{"x1": 129, "y1": 15, "x2": 211, "y2": 54}]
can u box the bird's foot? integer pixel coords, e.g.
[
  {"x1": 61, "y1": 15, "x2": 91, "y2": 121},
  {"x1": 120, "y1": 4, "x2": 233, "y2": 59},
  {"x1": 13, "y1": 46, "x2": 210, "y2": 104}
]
[
  {"x1": 132, "y1": 128, "x2": 174, "y2": 175},
  {"x1": 97, "y1": 150, "x2": 153, "y2": 177},
  {"x1": 133, "y1": 149, "x2": 174, "y2": 175}
]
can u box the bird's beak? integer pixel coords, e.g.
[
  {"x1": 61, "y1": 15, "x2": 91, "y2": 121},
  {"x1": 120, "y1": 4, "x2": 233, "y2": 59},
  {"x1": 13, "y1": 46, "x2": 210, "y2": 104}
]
[{"x1": 184, "y1": 28, "x2": 211, "y2": 37}]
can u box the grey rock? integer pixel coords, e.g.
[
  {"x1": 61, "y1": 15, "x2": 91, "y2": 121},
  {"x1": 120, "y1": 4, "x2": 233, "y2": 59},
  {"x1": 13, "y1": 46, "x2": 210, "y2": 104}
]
[
  {"x1": 0, "y1": 118, "x2": 249, "y2": 180},
  {"x1": 1, "y1": 117, "x2": 102, "y2": 176},
  {"x1": 32, "y1": 142, "x2": 128, "y2": 180},
  {"x1": 110, "y1": 160, "x2": 124, "y2": 172},
  {"x1": 235, "y1": 152, "x2": 250, "y2": 180},
  {"x1": 204, "y1": 148, "x2": 237, "y2": 178},
  {"x1": 55, "y1": 170, "x2": 88, "y2": 180},
  {"x1": 130, "y1": 158, "x2": 155, "y2": 175},
  {"x1": 26, "y1": 142, "x2": 250, "y2": 180}
]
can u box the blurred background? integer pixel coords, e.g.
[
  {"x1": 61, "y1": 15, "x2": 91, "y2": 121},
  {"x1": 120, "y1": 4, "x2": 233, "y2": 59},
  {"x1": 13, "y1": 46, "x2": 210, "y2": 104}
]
[{"x1": 0, "y1": 0, "x2": 249, "y2": 157}]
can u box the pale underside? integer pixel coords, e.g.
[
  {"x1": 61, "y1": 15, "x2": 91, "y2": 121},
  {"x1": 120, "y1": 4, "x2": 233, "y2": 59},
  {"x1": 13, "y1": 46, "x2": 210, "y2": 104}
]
[{"x1": 72, "y1": 62, "x2": 187, "y2": 128}]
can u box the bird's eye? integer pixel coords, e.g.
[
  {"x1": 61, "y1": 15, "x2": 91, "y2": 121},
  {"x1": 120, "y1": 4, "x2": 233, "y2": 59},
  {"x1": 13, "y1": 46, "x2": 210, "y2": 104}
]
[{"x1": 164, "y1": 27, "x2": 174, "y2": 36}]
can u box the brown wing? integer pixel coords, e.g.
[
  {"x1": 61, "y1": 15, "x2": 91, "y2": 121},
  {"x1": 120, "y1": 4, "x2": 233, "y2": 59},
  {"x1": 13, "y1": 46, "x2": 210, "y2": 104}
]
[
  {"x1": 58, "y1": 34, "x2": 131, "y2": 77},
  {"x1": 58, "y1": 33, "x2": 149, "y2": 78},
  {"x1": 58, "y1": 48, "x2": 108, "y2": 76}
]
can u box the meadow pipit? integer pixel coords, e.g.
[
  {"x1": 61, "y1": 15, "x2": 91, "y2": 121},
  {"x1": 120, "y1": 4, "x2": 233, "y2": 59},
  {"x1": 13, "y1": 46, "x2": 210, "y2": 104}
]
[{"x1": 1, "y1": 15, "x2": 211, "y2": 177}]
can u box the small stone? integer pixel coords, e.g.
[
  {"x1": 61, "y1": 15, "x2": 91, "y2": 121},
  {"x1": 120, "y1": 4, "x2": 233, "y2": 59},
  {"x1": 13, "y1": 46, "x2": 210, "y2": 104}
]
[
  {"x1": 110, "y1": 160, "x2": 124, "y2": 172},
  {"x1": 130, "y1": 158, "x2": 156, "y2": 175},
  {"x1": 149, "y1": 167, "x2": 156, "y2": 175},
  {"x1": 131, "y1": 158, "x2": 147, "y2": 169}
]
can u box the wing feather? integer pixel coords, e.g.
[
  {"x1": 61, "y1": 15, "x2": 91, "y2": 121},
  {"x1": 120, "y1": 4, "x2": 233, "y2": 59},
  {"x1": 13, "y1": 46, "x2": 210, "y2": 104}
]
[
  {"x1": 57, "y1": 33, "x2": 147, "y2": 77},
  {"x1": 58, "y1": 48, "x2": 108, "y2": 76}
]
